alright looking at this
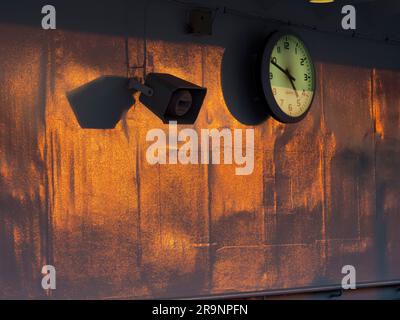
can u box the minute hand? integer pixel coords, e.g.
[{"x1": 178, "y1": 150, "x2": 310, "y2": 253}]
[{"x1": 271, "y1": 60, "x2": 296, "y2": 82}]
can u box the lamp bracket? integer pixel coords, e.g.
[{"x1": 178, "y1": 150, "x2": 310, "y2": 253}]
[{"x1": 128, "y1": 77, "x2": 154, "y2": 97}]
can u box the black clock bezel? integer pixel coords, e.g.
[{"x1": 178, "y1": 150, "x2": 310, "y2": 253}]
[{"x1": 259, "y1": 30, "x2": 316, "y2": 124}]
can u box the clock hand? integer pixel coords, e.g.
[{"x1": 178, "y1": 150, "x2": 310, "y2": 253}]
[
  {"x1": 285, "y1": 69, "x2": 299, "y2": 98},
  {"x1": 285, "y1": 68, "x2": 296, "y2": 82},
  {"x1": 271, "y1": 60, "x2": 299, "y2": 97},
  {"x1": 288, "y1": 76, "x2": 299, "y2": 98},
  {"x1": 271, "y1": 60, "x2": 296, "y2": 82}
]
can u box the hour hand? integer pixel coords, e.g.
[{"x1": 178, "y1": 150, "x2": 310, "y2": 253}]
[
  {"x1": 285, "y1": 69, "x2": 298, "y2": 97},
  {"x1": 288, "y1": 77, "x2": 299, "y2": 97}
]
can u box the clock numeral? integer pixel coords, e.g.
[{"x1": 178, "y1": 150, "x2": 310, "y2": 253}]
[
  {"x1": 300, "y1": 58, "x2": 307, "y2": 66},
  {"x1": 284, "y1": 42, "x2": 290, "y2": 50},
  {"x1": 297, "y1": 99, "x2": 301, "y2": 107},
  {"x1": 277, "y1": 46, "x2": 281, "y2": 53},
  {"x1": 269, "y1": 72, "x2": 273, "y2": 80},
  {"x1": 280, "y1": 99, "x2": 284, "y2": 106},
  {"x1": 288, "y1": 104, "x2": 293, "y2": 112},
  {"x1": 304, "y1": 74, "x2": 310, "y2": 81}
]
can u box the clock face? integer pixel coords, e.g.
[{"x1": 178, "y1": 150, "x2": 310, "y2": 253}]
[{"x1": 260, "y1": 31, "x2": 316, "y2": 123}]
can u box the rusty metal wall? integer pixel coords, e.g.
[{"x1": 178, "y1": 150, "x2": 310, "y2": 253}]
[{"x1": 0, "y1": 0, "x2": 400, "y2": 299}]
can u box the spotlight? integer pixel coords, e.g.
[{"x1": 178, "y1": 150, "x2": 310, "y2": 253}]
[
  {"x1": 166, "y1": 90, "x2": 192, "y2": 117},
  {"x1": 129, "y1": 73, "x2": 207, "y2": 124}
]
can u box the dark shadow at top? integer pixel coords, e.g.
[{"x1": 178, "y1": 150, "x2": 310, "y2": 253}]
[{"x1": 1, "y1": 0, "x2": 400, "y2": 71}]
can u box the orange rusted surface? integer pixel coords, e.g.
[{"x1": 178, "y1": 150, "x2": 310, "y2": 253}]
[{"x1": 1, "y1": 23, "x2": 400, "y2": 299}]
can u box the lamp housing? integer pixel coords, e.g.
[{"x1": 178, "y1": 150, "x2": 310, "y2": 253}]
[{"x1": 138, "y1": 73, "x2": 207, "y2": 124}]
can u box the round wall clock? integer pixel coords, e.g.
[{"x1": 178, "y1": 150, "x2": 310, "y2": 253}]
[{"x1": 260, "y1": 30, "x2": 316, "y2": 123}]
